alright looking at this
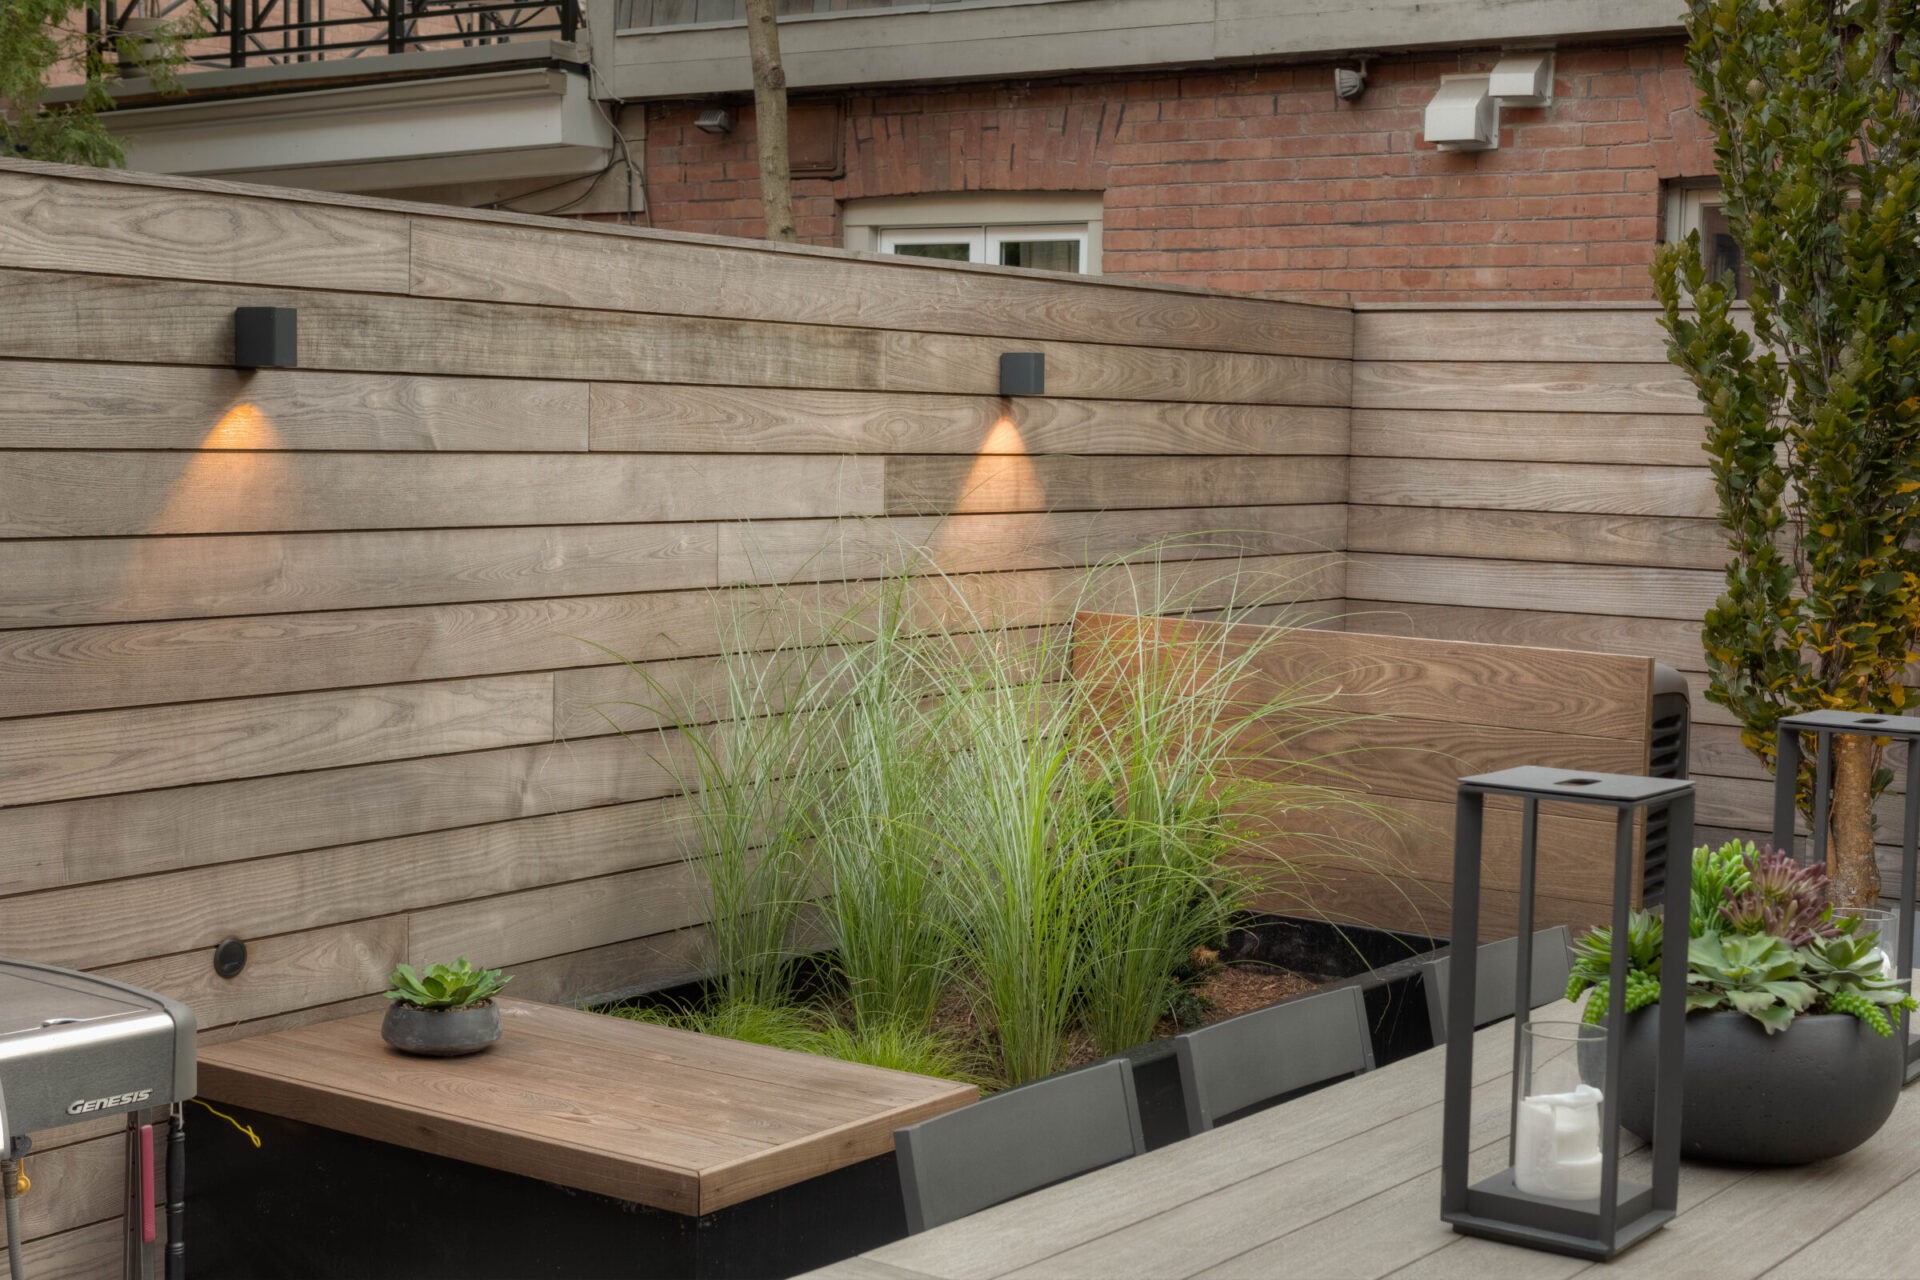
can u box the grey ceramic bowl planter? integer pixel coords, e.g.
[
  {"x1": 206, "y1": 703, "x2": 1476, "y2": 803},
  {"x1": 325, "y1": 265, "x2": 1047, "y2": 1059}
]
[
  {"x1": 381, "y1": 1001, "x2": 502, "y2": 1057},
  {"x1": 1603, "y1": 1010, "x2": 1903, "y2": 1164}
]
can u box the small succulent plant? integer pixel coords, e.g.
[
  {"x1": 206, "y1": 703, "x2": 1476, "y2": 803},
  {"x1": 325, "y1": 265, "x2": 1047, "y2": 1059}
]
[
  {"x1": 1717, "y1": 848, "x2": 1842, "y2": 946},
  {"x1": 384, "y1": 959, "x2": 511, "y2": 1011},
  {"x1": 1568, "y1": 839, "x2": 1916, "y2": 1035}
]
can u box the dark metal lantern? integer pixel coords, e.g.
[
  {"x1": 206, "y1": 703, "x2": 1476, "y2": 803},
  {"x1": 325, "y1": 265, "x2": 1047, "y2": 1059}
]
[
  {"x1": 1440, "y1": 766, "x2": 1693, "y2": 1261},
  {"x1": 998, "y1": 352, "x2": 1045, "y2": 396},
  {"x1": 1772, "y1": 709, "x2": 1920, "y2": 1083},
  {"x1": 234, "y1": 306, "x2": 298, "y2": 369}
]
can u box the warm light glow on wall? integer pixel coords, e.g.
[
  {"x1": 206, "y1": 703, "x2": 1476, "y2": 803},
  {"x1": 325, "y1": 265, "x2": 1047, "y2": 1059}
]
[
  {"x1": 140, "y1": 401, "x2": 296, "y2": 536},
  {"x1": 950, "y1": 415, "x2": 1043, "y2": 516},
  {"x1": 977, "y1": 416, "x2": 1029, "y2": 456},
  {"x1": 202, "y1": 402, "x2": 280, "y2": 450}
]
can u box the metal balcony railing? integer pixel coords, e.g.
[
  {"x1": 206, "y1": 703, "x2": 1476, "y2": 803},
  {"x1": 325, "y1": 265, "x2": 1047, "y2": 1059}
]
[
  {"x1": 618, "y1": 0, "x2": 1054, "y2": 31},
  {"x1": 98, "y1": 0, "x2": 578, "y2": 72}
]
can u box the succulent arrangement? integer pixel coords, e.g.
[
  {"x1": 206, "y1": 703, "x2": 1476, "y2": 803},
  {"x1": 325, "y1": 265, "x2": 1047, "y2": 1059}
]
[
  {"x1": 384, "y1": 959, "x2": 512, "y2": 1012},
  {"x1": 1567, "y1": 840, "x2": 1917, "y2": 1035}
]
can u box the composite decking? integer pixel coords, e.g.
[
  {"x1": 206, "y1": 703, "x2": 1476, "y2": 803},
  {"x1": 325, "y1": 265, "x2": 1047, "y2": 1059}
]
[
  {"x1": 197, "y1": 997, "x2": 978, "y2": 1215},
  {"x1": 806, "y1": 1002, "x2": 1920, "y2": 1279}
]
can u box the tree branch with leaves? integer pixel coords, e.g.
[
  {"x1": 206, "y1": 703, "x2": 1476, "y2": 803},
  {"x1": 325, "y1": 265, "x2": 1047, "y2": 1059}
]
[
  {"x1": 2, "y1": 0, "x2": 197, "y2": 167},
  {"x1": 1654, "y1": 0, "x2": 1920, "y2": 904}
]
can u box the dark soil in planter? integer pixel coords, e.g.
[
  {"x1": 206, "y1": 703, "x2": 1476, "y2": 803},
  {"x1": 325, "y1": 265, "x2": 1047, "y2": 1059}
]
[{"x1": 605, "y1": 913, "x2": 1443, "y2": 1153}]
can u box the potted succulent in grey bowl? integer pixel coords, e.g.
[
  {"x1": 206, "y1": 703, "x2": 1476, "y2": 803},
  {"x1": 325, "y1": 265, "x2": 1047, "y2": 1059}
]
[
  {"x1": 381, "y1": 959, "x2": 512, "y2": 1057},
  {"x1": 1566, "y1": 841, "x2": 1916, "y2": 1165}
]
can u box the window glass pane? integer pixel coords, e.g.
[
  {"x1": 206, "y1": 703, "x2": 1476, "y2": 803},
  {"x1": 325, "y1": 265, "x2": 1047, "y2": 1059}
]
[
  {"x1": 998, "y1": 239, "x2": 1080, "y2": 272},
  {"x1": 1700, "y1": 203, "x2": 1750, "y2": 299},
  {"x1": 892, "y1": 242, "x2": 974, "y2": 262}
]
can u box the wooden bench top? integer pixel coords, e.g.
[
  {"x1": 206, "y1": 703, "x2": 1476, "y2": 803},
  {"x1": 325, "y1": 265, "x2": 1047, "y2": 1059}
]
[{"x1": 198, "y1": 998, "x2": 979, "y2": 1215}]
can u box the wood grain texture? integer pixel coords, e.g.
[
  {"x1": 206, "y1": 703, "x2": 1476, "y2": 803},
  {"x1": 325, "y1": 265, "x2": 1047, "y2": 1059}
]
[
  {"x1": 100, "y1": 917, "x2": 407, "y2": 1031},
  {"x1": 0, "y1": 1129, "x2": 162, "y2": 1248},
  {"x1": 1235, "y1": 624, "x2": 1654, "y2": 741},
  {"x1": 405, "y1": 863, "x2": 711, "y2": 969},
  {"x1": 884, "y1": 455, "x2": 1347, "y2": 516},
  {"x1": 0, "y1": 269, "x2": 1342, "y2": 404},
  {"x1": 1354, "y1": 308, "x2": 1675, "y2": 364},
  {"x1": 499, "y1": 923, "x2": 719, "y2": 1007},
  {"x1": 0, "y1": 593, "x2": 753, "y2": 717},
  {"x1": 199, "y1": 999, "x2": 977, "y2": 1214},
  {"x1": 589, "y1": 386, "x2": 1350, "y2": 456},
  {"x1": 0, "y1": 523, "x2": 718, "y2": 627},
  {"x1": 1077, "y1": 617, "x2": 1655, "y2": 936},
  {"x1": 1249, "y1": 791, "x2": 1638, "y2": 911},
  {"x1": 4, "y1": 732, "x2": 693, "y2": 891},
  {"x1": 0, "y1": 796, "x2": 693, "y2": 969},
  {"x1": 0, "y1": 361, "x2": 587, "y2": 452},
  {"x1": 0, "y1": 171, "x2": 407, "y2": 291},
  {"x1": 880, "y1": 331, "x2": 1351, "y2": 407},
  {"x1": 0, "y1": 267, "x2": 889, "y2": 386},
  {"x1": 1347, "y1": 554, "x2": 1723, "y2": 620},
  {"x1": 1340, "y1": 601, "x2": 1708, "y2": 673},
  {"x1": 1348, "y1": 506, "x2": 1730, "y2": 570},
  {"x1": 1351, "y1": 361, "x2": 1699, "y2": 414},
  {"x1": 1350, "y1": 458, "x2": 1716, "y2": 518},
  {"x1": 718, "y1": 507, "x2": 1347, "y2": 585},
  {"x1": 0, "y1": 451, "x2": 882, "y2": 536},
  {"x1": 1349, "y1": 408, "x2": 1709, "y2": 466},
  {"x1": 412, "y1": 217, "x2": 1352, "y2": 359},
  {"x1": 0, "y1": 674, "x2": 554, "y2": 807},
  {"x1": 12, "y1": 1219, "x2": 136, "y2": 1280}
]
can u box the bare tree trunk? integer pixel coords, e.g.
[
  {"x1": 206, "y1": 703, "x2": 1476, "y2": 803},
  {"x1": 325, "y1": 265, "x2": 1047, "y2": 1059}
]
[
  {"x1": 742, "y1": 0, "x2": 795, "y2": 243},
  {"x1": 1829, "y1": 733, "x2": 1881, "y2": 906}
]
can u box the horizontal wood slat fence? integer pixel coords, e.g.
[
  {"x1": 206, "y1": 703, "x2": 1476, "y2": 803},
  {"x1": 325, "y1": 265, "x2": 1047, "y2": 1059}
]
[
  {"x1": 0, "y1": 158, "x2": 1356, "y2": 1262},
  {"x1": 0, "y1": 159, "x2": 1812, "y2": 1260}
]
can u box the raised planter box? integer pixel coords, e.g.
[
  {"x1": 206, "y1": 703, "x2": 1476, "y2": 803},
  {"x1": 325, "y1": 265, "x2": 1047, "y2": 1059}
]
[{"x1": 191, "y1": 999, "x2": 974, "y2": 1279}]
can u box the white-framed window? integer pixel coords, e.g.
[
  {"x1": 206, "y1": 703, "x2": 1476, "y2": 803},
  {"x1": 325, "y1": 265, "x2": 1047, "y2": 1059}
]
[
  {"x1": 846, "y1": 193, "x2": 1102, "y2": 275},
  {"x1": 1665, "y1": 182, "x2": 1751, "y2": 299}
]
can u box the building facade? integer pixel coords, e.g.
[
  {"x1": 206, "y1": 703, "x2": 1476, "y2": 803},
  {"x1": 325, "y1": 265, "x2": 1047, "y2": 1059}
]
[{"x1": 69, "y1": 0, "x2": 1727, "y2": 304}]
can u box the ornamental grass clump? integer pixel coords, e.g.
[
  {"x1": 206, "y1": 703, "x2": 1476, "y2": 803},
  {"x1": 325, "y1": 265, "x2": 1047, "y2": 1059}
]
[
  {"x1": 1568, "y1": 839, "x2": 1916, "y2": 1035},
  {"x1": 591, "y1": 539, "x2": 1388, "y2": 1088}
]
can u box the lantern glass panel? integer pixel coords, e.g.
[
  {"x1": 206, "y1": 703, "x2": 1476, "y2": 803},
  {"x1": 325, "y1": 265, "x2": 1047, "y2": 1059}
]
[{"x1": 1515, "y1": 1020, "x2": 1608, "y2": 1201}]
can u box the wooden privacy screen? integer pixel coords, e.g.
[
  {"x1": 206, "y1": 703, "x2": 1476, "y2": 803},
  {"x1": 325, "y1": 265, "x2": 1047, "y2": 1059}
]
[
  {"x1": 1071, "y1": 613, "x2": 1661, "y2": 941},
  {"x1": 0, "y1": 160, "x2": 1350, "y2": 1264}
]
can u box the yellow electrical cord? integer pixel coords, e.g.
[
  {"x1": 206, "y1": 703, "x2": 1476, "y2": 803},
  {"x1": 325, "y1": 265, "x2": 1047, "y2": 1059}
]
[
  {"x1": 188, "y1": 1099, "x2": 261, "y2": 1149},
  {"x1": 10, "y1": 1163, "x2": 24, "y2": 1196}
]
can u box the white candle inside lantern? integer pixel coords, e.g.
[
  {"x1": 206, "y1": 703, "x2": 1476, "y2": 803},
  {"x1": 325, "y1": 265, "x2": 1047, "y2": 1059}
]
[{"x1": 1513, "y1": 1083, "x2": 1604, "y2": 1200}]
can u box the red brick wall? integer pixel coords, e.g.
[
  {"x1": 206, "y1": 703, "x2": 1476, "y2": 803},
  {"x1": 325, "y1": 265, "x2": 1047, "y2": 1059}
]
[{"x1": 637, "y1": 41, "x2": 1716, "y2": 304}]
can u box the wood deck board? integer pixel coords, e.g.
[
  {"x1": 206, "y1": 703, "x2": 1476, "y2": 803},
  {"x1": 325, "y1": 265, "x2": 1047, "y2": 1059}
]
[
  {"x1": 808, "y1": 1003, "x2": 1920, "y2": 1279},
  {"x1": 199, "y1": 999, "x2": 977, "y2": 1215}
]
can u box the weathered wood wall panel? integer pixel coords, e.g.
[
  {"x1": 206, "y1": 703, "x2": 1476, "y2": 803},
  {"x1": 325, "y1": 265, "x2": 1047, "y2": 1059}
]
[
  {"x1": 1073, "y1": 614, "x2": 1659, "y2": 940},
  {"x1": 1347, "y1": 305, "x2": 1782, "y2": 886},
  {"x1": 0, "y1": 157, "x2": 1354, "y2": 1258}
]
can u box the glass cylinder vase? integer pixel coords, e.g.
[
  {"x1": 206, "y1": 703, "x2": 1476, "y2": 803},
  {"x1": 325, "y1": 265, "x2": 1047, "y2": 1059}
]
[{"x1": 1514, "y1": 1019, "x2": 1608, "y2": 1201}]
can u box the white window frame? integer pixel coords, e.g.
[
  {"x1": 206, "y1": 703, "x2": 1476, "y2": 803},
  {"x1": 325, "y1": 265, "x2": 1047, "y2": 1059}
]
[
  {"x1": 1664, "y1": 180, "x2": 1752, "y2": 298},
  {"x1": 1664, "y1": 182, "x2": 1723, "y2": 246},
  {"x1": 875, "y1": 226, "x2": 988, "y2": 260},
  {"x1": 846, "y1": 192, "x2": 1103, "y2": 275},
  {"x1": 986, "y1": 223, "x2": 1091, "y2": 273}
]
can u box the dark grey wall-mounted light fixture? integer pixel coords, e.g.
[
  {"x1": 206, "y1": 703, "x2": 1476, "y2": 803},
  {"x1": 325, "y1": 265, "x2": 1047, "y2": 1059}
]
[
  {"x1": 234, "y1": 306, "x2": 298, "y2": 369},
  {"x1": 695, "y1": 107, "x2": 734, "y2": 135},
  {"x1": 999, "y1": 352, "x2": 1045, "y2": 396}
]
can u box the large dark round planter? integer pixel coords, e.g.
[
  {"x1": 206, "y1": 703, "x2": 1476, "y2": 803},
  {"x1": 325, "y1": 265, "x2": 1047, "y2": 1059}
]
[
  {"x1": 381, "y1": 1002, "x2": 501, "y2": 1057},
  {"x1": 1603, "y1": 1010, "x2": 1902, "y2": 1164}
]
